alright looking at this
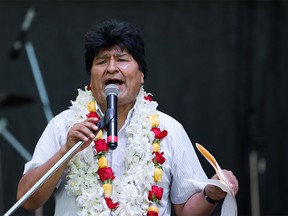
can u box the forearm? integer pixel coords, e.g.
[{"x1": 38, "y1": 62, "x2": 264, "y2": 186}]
[
  {"x1": 16, "y1": 145, "x2": 72, "y2": 210},
  {"x1": 181, "y1": 190, "x2": 217, "y2": 216}
]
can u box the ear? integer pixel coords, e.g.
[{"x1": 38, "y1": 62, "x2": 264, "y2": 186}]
[{"x1": 141, "y1": 72, "x2": 144, "y2": 85}]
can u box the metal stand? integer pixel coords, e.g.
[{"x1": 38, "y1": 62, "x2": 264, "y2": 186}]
[
  {"x1": 3, "y1": 6, "x2": 53, "y2": 216},
  {"x1": 249, "y1": 150, "x2": 261, "y2": 216},
  {"x1": 25, "y1": 41, "x2": 53, "y2": 122},
  {"x1": 0, "y1": 118, "x2": 32, "y2": 162}
]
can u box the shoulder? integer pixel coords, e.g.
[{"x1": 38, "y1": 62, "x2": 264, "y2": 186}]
[
  {"x1": 156, "y1": 110, "x2": 184, "y2": 131},
  {"x1": 47, "y1": 109, "x2": 76, "y2": 130},
  {"x1": 50, "y1": 109, "x2": 75, "y2": 122},
  {"x1": 156, "y1": 110, "x2": 193, "y2": 148}
]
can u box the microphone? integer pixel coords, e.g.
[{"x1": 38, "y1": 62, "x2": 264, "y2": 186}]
[
  {"x1": 10, "y1": 7, "x2": 36, "y2": 60},
  {"x1": 104, "y1": 84, "x2": 120, "y2": 150}
]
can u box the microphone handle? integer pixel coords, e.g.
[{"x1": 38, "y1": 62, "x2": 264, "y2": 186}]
[{"x1": 107, "y1": 94, "x2": 118, "y2": 150}]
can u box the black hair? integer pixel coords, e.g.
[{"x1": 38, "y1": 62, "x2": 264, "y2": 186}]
[{"x1": 84, "y1": 19, "x2": 148, "y2": 79}]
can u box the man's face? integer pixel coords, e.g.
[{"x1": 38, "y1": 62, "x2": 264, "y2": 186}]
[{"x1": 90, "y1": 46, "x2": 144, "y2": 110}]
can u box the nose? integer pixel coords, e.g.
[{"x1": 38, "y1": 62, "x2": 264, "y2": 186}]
[{"x1": 106, "y1": 58, "x2": 118, "y2": 74}]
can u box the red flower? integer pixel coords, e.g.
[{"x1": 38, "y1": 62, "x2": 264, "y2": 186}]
[
  {"x1": 87, "y1": 85, "x2": 92, "y2": 90},
  {"x1": 98, "y1": 167, "x2": 115, "y2": 181},
  {"x1": 148, "y1": 185, "x2": 163, "y2": 201},
  {"x1": 147, "y1": 211, "x2": 158, "y2": 216},
  {"x1": 144, "y1": 95, "x2": 153, "y2": 101},
  {"x1": 105, "y1": 197, "x2": 119, "y2": 209},
  {"x1": 95, "y1": 139, "x2": 109, "y2": 153},
  {"x1": 86, "y1": 111, "x2": 100, "y2": 120},
  {"x1": 152, "y1": 152, "x2": 166, "y2": 165},
  {"x1": 151, "y1": 127, "x2": 168, "y2": 140}
]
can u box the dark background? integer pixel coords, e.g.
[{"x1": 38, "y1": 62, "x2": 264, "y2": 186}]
[{"x1": 0, "y1": 0, "x2": 287, "y2": 215}]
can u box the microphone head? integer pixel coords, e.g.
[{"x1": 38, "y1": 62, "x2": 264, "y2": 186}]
[{"x1": 104, "y1": 84, "x2": 120, "y2": 97}]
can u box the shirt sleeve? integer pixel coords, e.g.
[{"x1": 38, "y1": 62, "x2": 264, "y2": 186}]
[
  {"x1": 161, "y1": 115, "x2": 208, "y2": 204},
  {"x1": 23, "y1": 110, "x2": 71, "y2": 175}
]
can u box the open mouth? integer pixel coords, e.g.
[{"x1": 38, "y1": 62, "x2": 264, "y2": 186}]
[{"x1": 105, "y1": 79, "x2": 124, "y2": 86}]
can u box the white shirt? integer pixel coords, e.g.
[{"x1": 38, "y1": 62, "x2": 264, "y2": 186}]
[{"x1": 24, "y1": 107, "x2": 208, "y2": 215}]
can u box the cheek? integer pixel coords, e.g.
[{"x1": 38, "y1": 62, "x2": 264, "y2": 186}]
[
  {"x1": 135, "y1": 72, "x2": 144, "y2": 85},
  {"x1": 117, "y1": 62, "x2": 129, "y2": 70},
  {"x1": 91, "y1": 64, "x2": 105, "y2": 76},
  {"x1": 90, "y1": 77, "x2": 99, "y2": 88},
  {"x1": 90, "y1": 69, "x2": 103, "y2": 84}
]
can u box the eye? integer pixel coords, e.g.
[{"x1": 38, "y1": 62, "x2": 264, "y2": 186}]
[{"x1": 95, "y1": 59, "x2": 106, "y2": 65}]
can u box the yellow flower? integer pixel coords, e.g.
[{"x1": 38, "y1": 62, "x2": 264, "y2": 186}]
[
  {"x1": 96, "y1": 129, "x2": 103, "y2": 139},
  {"x1": 152, "y1": 142, "x2": 160, "y2": 152},
  {"x1": 147, "y1": 205, "x2": 159, "y2": 213},
  {"x1": 87, "y1": 101, "x2": 96, "y2": 112},
  {"x1": 98, "y1": 156, "x2": 108, "y2": 168},
  {"x1": 154, "y1": 167, "x2": 163, "y2": 182},
  {"x1": 149, "y1": 114, "x2": 159, "y2": 127},
  {"x1": 103, "y1": 183, "x2": 113, "y2": 197}
]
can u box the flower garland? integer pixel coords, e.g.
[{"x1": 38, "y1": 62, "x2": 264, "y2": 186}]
[{"x1": 66, "y1": 86, "x2": 168, "y2": 215}]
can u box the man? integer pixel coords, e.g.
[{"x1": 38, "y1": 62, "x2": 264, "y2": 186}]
[{"x1": 17, "y1": 19, "x2": 238, "y2": 215}]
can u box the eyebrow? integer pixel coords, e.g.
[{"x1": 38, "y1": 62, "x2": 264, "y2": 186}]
[{"x1": 95, "y1": 52, "x2": 129, "y2": 59}]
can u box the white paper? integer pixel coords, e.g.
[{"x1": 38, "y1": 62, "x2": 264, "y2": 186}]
[{"x1": 185, "y1": 143, "x2": 238, "y2": 216}]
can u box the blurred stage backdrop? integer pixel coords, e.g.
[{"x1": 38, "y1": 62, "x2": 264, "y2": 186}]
[{"x1": 0, "y1": 1, "x2": 287, "y2": 215}]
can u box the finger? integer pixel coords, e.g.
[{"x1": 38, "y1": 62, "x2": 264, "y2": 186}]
[
  {"x1": 78, "y1": 119, "x2": 99, "y2": 133},
  {"x1": 233, "y1": 177, "x2": 239, "y2": 194},
  {"x1": 86, "y1": 117, "x2": 100, "y2": 124},
  {"x1": 76, "y1": 130, "x2": 90, "y2": 142},
  {"x1": 83, "y1": 120, "x2": 99, "y2": 134},
  {"x1": 86, "y1": 116, "x2": 101, "y2": 123},
  {"x1": 228, "y1": 175, "x2": 239, "y2": 195},
  {"x1": 69, "y1": 122, "x2": 96, "y2": 140},
  {"x1": 78, "y1": 124, "x2": 97, "y2": 139},
  {"x1": 221, "y1": 170, "x2": 238, "y2": 193}
]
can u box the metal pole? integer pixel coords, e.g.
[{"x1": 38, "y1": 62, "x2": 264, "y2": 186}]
[
  {"x1": 0, "y1": 118, "x2": 32, "y2": 162},
  {"x1": 249, "y1": 150, "x2": 261, "y2": 216},
  {"x1": 25, "y1": 41, "x2": 53, "y2": 122},
  {"x1": 3, "y1": 139, "x2": 85, "y2": 216}
]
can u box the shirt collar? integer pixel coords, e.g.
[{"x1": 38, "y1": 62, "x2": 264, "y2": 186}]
[
  {"x1": 119, "y1": 102, "x2": 136, "y2": 133},
  {"x1": 95, "y1": 100, "x2": 137, "y2": 134}
]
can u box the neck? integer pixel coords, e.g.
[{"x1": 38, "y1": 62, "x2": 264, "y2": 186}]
[
  {"x1": 117, "y1": 102, "x2": 135, "y2": 131},
  {"x1": 98, "y1": 101, "x2": 135, "y2": 132}
]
